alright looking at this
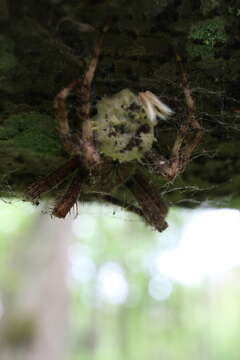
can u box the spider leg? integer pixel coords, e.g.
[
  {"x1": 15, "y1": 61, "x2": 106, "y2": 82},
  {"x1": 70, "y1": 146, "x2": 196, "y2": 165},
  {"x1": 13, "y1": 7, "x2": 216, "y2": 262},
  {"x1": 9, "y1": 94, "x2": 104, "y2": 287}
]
[
  {"x1": 54, "y1": 21, "x2": 109, "y2": 164},
  {"x1": 169, "y1": 53, "x2": 203, "y2": 172},
  {"x1": 54, "y1": 81, "x2": 82, "y2": 156},
  {"x1": 52, "y1": 170, "x2": 83, "y2": 218},
  {"x1": 75, "y1": 22, "x2": 109, "y2": 167},
  {"x1": 126, "y1": 170, "x2": 168, "y2": 232},
  {"x1": 145, "y1": 53, "x2": 203, "y2": 180},
  {"x1": 27, "y1": 156, "x2": 80, "y2": 199},
  {"x1": 28, "y1": 21, "x2": 109, "y2": 214}
]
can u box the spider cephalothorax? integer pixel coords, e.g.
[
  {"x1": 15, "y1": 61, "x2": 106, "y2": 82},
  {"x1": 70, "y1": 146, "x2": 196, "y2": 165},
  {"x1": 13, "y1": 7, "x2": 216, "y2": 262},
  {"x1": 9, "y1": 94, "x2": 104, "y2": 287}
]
[{"x1": 27, "y1": 21, "x2": 203, "y2": 233}]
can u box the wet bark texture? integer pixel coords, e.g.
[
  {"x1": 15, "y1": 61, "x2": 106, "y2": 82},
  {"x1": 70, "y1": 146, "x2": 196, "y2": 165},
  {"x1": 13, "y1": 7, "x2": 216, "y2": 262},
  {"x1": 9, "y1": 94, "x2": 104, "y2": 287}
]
[{"x1": 0, "y1": 0, "x2": 240, "y2": 208}]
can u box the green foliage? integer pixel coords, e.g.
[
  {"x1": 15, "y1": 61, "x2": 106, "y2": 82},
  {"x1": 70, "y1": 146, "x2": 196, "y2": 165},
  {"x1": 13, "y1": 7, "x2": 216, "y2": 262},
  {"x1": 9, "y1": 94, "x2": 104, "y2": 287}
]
[
  {"x1": 189, "y1": 17, "x2": 227, "y2": 48},
  {"x1": 187, "y1": 17, "x2": 228, "y2": 68}
]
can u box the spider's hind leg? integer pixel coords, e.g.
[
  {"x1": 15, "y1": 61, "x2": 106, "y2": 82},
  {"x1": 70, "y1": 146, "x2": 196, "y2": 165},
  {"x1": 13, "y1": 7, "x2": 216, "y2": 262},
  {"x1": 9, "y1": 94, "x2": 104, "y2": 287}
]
[{"x1": 126, "y1": 170, "x2": 169, "y2": 232}]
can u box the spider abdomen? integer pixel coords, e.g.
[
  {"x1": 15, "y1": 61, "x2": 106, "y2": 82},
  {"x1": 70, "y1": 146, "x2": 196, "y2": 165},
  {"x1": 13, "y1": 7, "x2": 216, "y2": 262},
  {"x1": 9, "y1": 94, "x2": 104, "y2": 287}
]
[{"x1": 93, "y1": 89, "x2": 156, "y2": 162}]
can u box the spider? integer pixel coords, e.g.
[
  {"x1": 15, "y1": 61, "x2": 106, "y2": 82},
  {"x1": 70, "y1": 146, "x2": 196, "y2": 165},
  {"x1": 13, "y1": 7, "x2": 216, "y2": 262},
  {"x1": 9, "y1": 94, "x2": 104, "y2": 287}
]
[{"x1": 27, "y1": 21, "x2": 203, "y2": 232}]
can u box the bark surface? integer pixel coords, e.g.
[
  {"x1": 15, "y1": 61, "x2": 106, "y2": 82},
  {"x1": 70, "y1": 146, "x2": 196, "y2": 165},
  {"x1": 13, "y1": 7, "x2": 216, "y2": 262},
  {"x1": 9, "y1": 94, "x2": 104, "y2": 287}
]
[{"x1": 0, "y1": 0, "x2": 240, "y2": 209}]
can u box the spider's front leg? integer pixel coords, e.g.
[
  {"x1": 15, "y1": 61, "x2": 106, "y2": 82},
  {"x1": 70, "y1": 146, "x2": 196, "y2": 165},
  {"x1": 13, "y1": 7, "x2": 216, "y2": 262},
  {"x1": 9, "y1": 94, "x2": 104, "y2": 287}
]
[
  {"x1": 145, "y1": 53, "x2": 203, "y2": 181},
  {"x1": 74, "y1": 22, "x2": 109, "y2": 167},
  {"x1": 27, "y1": 157, "x2": 80, "y2": 200},
  {"x1": 27, "y1": 22, "x2": 109, "y2": 217},
  {"x1": 54, "y1": 21, "x2": 109, "y2": 165},
  {"x1": 51, "y1": 22, "x2": 109, "y2": 217},
  {"x1": 167, "y1": 53, "x2": 203, "y2": 176}
]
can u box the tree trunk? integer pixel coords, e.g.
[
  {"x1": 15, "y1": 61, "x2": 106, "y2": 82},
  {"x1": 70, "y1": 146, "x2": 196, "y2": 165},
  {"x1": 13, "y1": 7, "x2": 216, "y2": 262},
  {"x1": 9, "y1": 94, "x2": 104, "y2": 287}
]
[
  {"x1": 0, "y1": 0, "x2": 239, "y2": 209},
  {"x1": 0, "y1": 213, "x2": 71, "y2": 360}
]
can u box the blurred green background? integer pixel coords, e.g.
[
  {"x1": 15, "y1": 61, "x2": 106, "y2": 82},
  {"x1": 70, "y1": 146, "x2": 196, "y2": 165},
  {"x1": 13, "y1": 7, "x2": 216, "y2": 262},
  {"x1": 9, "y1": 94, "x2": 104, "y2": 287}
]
[{"x1": 0, "y1": 201, "x2": 240, "y2": 360}]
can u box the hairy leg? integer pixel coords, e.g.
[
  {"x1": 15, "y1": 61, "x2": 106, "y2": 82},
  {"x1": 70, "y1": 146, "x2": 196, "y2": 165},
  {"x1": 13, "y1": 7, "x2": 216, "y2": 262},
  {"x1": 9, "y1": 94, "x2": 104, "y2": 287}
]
[
  {"x1": 126, "y1": 170, "x2": 169, "y2": 232},
  {"x1": 75, "y1": 22, "x2": 109, "y2": 166},
  {"x1": 27, "y1": 157, "x2": 80, "y2": 199},
  {"x1": 144, "y1": 53, "x2": 203, "y2": 180},
  {"x1": 52, "y1": 170, "x2": 83, "y2": 218},
  {"x1": 27, "y1": 21, "x2": 109, "y2": 214}
]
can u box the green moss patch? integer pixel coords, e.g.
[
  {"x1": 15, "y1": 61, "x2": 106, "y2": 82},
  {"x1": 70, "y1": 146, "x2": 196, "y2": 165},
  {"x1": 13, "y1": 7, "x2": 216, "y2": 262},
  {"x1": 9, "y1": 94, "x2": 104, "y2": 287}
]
[
  {"x1": 0, "y1": 35, "x2": 17, "y2": 74},
  {"x1": 0, "y1": 112, "x2": 61, "y2": 156},
  {"x1": 189, "y1": 17, "x2": 227, "y2": 48}
]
